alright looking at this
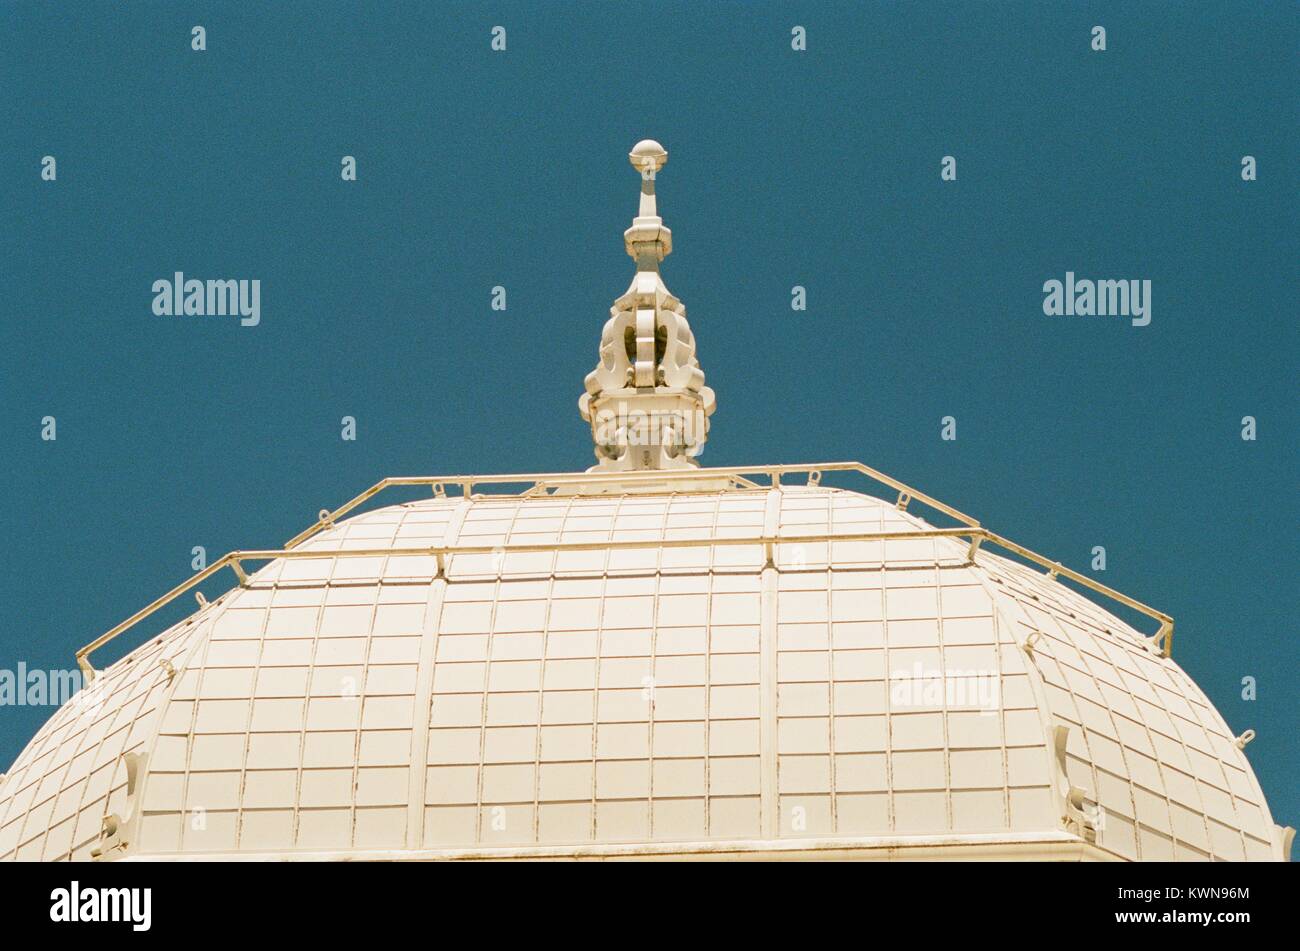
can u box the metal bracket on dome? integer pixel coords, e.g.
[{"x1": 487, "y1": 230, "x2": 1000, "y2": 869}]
[
  {"x1": 1277, "y1": 825, "x2": 1296, "y2": 861},
  {"x1": 896, "y1": 491, "x2": 910, "y2": 511},
  {"x1": 90, "y1": 751, "x2": 146, "y2": 861},
  {"x1": 1153, "y1": 619, "x2": 1174, "y2": 658},
  {"x1": 1052, "y1": 726, "x2": 1102, "y2": 844}
]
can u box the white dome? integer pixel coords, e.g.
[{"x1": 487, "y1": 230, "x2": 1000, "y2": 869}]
[
  {"x1": 0, "y1": 475, "x2": 1283, "y2": 861},
  {"x1": 0, "y1": 142, "x2": 1285, "y2": 862}
]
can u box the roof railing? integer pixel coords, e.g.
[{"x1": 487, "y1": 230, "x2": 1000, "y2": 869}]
[
  {"x1": 281, "y1": 462, "x2": 979, "y2": 549},
  {"x1": 74, "y1": 462, "x2": 1174, "y2": 682}
]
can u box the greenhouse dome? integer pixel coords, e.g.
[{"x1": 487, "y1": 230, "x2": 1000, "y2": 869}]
[{"x1": 0, "y1": 142, "x2": 1287, "y2": 862}]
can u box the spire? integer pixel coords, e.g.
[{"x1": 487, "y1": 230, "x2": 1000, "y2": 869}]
[
  {"x1": 580, "y1": 140, "x2": 715, "y2": 471},
  {"x1": 624, "y1": 139, "x2": 671, "y2": 268}
]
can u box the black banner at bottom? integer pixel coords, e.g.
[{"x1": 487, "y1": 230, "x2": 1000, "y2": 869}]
[{"x1": 1, "y1": 858, "x2": 1289, "y2": 939}]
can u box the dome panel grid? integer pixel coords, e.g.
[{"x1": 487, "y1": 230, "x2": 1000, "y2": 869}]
[
  {"x1": 976, "y1": 551, "x2": 1275, "y2": 861},
  {"x1": 0, "y1": 485, "x2": 1281, "y2": 860},
  {"x1": 0, "y1": 613, "x2": 207, "y2": 861},
  {"x1": 772, "y1": 562, "x2": 1056, "y2": 840}
]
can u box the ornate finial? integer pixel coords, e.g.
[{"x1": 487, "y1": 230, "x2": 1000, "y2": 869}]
[{"x1": 579, "y1": 140, "x2": 715, "y2": 472}]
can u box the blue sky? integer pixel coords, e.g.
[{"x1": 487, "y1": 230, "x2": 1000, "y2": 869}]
[{"x1": 2, "y1": 3, "x2": 1295, "y2": 835}]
